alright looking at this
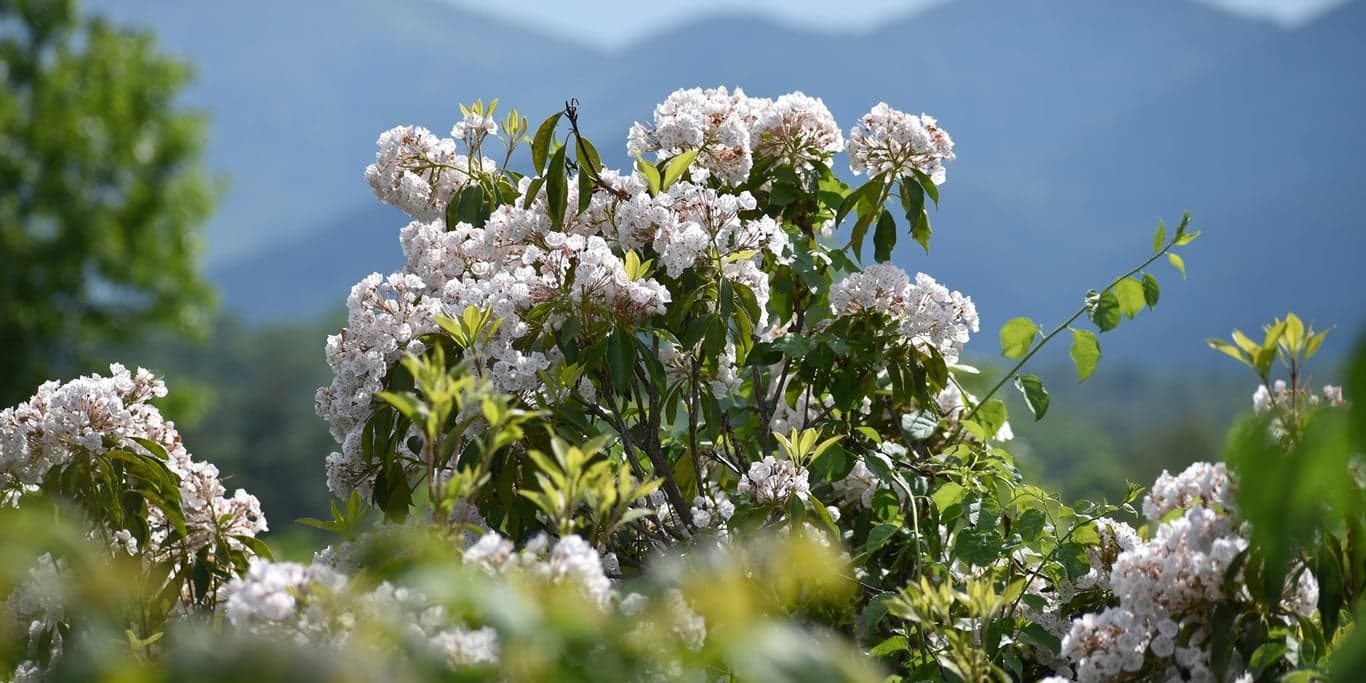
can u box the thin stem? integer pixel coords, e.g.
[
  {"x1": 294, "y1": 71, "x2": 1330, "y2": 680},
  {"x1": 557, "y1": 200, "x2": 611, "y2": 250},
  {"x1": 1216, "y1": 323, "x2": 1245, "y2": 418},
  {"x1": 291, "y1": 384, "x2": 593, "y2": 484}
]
[{"x1": 964, "y1": 235, "x2": 1184, "y2": 422}]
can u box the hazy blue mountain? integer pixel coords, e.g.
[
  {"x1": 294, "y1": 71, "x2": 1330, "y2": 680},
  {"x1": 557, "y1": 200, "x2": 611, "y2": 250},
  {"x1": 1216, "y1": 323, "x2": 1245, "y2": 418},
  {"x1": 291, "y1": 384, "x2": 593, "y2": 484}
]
[{"x1": 91, "y1": 0, "x2": 1363, "y2": 362}]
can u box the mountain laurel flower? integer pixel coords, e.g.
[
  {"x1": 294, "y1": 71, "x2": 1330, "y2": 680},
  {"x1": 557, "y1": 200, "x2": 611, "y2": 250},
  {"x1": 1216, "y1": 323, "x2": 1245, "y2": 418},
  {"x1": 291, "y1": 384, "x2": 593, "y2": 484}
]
[
  {"x1": 737, "y1": 456, "x2": 811, "y2": 505},
  {"x1": 829, "y1": 263, "x2": 979, "y2": 364},
  {"x1": 847, "y1": 103, "x2": 955, "y2": 183},
  {"x1": 365, "y1": 125, "x2": 483, "y2": 222},
  {"x1": 0, "y1": 364, "x2": 268, "y2": 560},
  {"x1": 750, "y1": 91, "x2": 845, "y2": 170},
  {"x1": 627, "y1": 86, "x2": 758, "y2": 186}
]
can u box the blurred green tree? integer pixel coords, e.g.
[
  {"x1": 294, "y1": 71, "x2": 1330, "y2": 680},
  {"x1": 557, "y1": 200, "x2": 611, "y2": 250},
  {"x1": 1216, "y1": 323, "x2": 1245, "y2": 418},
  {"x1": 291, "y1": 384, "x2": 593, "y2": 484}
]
[{"x1": 0, "y1": 0, "x2": 216, "y2": 405}]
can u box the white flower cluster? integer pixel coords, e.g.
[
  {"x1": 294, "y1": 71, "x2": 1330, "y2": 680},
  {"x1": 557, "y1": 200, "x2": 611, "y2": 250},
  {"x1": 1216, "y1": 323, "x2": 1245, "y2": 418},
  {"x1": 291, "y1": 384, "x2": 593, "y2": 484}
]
[
  {"x1": 223, "y1": 559, "x2": 499, "y2": 667},
  {"x1": 1057, "y1": 462, "x2": 1317, "y2": 682},
  {"x1": 846, "y1": 102, "x2": 955, "y2": 183},
  {"x1": 834, "y1": 441, "x2": 908, "y2": 510},
  {"x1": 688, "y1": 490, "x2": 736, "y2": 529},
  {"x1": 1251, "y1": 380, "x2": 1346, "y2": 414},
  {"x1": 832, "y1": 460, "x2": 879, "y2": 509},
  {"x1": 1142, "y1": 461, "x2": 1234, "y2": 522},
  {"x1": 0, "y1": 364, "x2": 268, "y2": 559},
  {"x1": 326, "y1": 98, "x2": 815, "y2": 497},
  {"x1": 751, "y1": 92, "x2": 845, "y2": 171},
  {"x1": 461, "y1": 532, "x2": 612, "y2": 607},
  {"x1": 828, "y1": 263, "x2": 979, "y2": 364},
  {"x1": 365, "y1": 125, "x2": 485, "y2": 222},
  {"x1": 737, "y1": 456, "x2": 811, "y2": 506},
  {"x1": 627, "y1": 87, "x2": 846, "y2": 185}
]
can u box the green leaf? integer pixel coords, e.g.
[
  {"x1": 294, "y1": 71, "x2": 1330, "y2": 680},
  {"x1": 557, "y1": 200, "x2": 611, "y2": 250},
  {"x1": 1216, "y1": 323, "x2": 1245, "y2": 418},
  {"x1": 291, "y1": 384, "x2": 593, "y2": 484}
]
[
  {"x1": 868, "y1": 635, "x2": 909, "y2": 658},
  {"x1": 954, "y1": 527, "x2": 1003, "y2": 566},
  {"x1": 1015, "y1": 509, "x2": 1047, "y2": 542},
  {"x1": 873, "y1": 209, "x2": 896, "y2": 263},
  {"x1": 912, "y1": 168, "x2": 940, "y2": 205},
  {"x1": 1057, "y1": 542, "x2": 1090, "y2": 579},
  {"x1": 521, "y1": 177, "x2": 545, "y2": 210},
  {"x1": 1014, "y1": 374, "x2": 1049, "y2": 421},
  {"x1": 531, "y1": 112, "x2": 562, "y2": 174},
  {"x1": 1167, "y1": 252, "x2": 1186, "y2": 278},
  {"x1": 375, "y1": 391, "x2": 420, "y2": 421},
  {"x1": 901, "y1": 411, "x2": 938, "y2": 442},
  {"x1": 1206, "y1": 339, "x2": 1249, "y2": 365},
  {"x1": 863, "y1": 523, "x2": 899, "y2": 553},
  {"x1": 1113, "y1": 277, "x2": 1145, "y2": 319},
  {"x1": 546, "y1": 144, "x2": 568, "y2": 228},
  {"x1": 931, "y1": 481, "x2": 965, "y2": 514},
  {"x1": 662, "y1": 148, "x2": 699, "y2": 189},
  {"x1": 897, "y1": 178, "x2": 931, "y2": 253},
  {"x1": 911, "y1": 210, "x2": 931, "y2": 253},
  {"x1": 450, "y1": 185, "x2": 487, "y2": 227},
  {"x1": 1152, "y1": 219, "x2": 1166, "y2": 254},
  {"x1": 1087, "y1": 289, "x2": 1121, "y2": 332},
  {"x1": 634, "y1": 155, "x2": 661, "y2": 195},
  {"x1": 975, "y1": 399, "x2": 1008, "y2": 438},
  {"x1": 848, "y1": 209, "x2": 877, "y2": 263},
  {"x1": 1141, "y1": 273, "x2": 1160, "y2": 309},
  {"x1": 836, "y1": 178, "x2": 879, "y2": 226},
  {"x1": 575, "y1": 136, "x2": 603, "y2": 213},
  {"x1": 1068, "y1": 328, "x2": 1101, "y2": 382},
  {"x1": 999, "y1": 317, "x2": 1039, "y2": 359},
  {"x1": 1248, "y1": 642, "x2": 1289, "y2": 678},
  {"x1": 1174, "y1": 229, "x2": 1200, "y2": 246}
]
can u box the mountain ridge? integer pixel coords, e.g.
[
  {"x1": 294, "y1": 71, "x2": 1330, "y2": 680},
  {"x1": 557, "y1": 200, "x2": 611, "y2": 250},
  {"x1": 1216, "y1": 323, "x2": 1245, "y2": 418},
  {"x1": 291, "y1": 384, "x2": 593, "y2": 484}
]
[{"x1": 88, "y1": 0, "x2": 1362, "y2": 361}]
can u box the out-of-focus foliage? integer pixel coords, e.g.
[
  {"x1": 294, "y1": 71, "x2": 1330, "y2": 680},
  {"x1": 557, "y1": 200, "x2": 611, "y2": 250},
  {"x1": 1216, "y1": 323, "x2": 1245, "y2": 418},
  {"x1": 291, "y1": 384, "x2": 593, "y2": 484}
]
[{"x1": 0, "y1": 0, "x2": 216, "y2": 405}]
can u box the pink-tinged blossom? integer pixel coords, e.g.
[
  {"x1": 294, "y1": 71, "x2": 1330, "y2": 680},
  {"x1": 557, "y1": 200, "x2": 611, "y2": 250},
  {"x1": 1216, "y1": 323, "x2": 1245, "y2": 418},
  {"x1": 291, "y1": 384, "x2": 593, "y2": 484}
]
[
  {"x1": 1058, "y1": 462, "x2": 1316, "y2": 682},
  {"x1": 750, "y1": 92, "x2": 845, "y2": 170},
  {"x1": 847, "y1": 103, "x2": 955, "y2": 183},
  {"x1": 365, "y1": 125, "x2": 486, "y2": 221},
  {"x1": 738, "y1": 456, "x2": 811, "y2": 505},
  {"x1": 627, "y1": 86, "x2": 759, "y2": 186},
  {"x1": 0, "y1": 365, "x2": 267, "y2": 560},
  {"x1": 829, "y1": 264, "x2": 979, "y2": 364}
]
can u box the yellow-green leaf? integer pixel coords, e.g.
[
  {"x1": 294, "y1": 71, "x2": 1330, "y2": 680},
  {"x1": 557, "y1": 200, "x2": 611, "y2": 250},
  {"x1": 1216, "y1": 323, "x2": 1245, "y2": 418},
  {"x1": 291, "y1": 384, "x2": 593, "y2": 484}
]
[
  {"x1": 999, "y1": 317, "x2": 1039, "y2": 359},
  {"x1": 1167, "y1": 252, "x2": 1186, "y2": 278},
  {"x1": 1069, "y1": 328, "x2": 1101, "y2": 382},
  {"x1": 1113, "y1": 278, "x2": 1146, "y2": 319},
  {"x1": 662, "y1": 148, "x2": 699, "y2": 189}
]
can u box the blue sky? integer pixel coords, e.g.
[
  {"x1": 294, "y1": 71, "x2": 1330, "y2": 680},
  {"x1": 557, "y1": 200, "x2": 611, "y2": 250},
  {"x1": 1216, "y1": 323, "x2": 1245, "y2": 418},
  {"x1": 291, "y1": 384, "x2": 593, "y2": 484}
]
[{"x1": 446, "y1": 0, "x2": 1350, "y2": 50}]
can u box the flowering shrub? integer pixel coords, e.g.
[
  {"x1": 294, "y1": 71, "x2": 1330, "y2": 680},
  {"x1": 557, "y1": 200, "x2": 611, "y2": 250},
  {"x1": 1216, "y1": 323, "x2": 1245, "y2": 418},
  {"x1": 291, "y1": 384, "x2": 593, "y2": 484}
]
[{"x1": 1, "y1": 89, "x2": 1363, "y2": 682}]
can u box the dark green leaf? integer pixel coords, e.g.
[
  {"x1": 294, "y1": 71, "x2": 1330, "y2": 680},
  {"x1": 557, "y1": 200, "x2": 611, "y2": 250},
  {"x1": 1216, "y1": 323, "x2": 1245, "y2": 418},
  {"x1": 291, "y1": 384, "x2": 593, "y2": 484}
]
[
  {"x1": 531, "y1": 112, "x2": 561, "y2": 174},
  {"x1": 912, "y1": 168, "x2": 940, "y2": 205},
  {"x1": 1141, "y1": 273, "x2": 1160, "y2": 309},
  {"x1": 1087, "y1": 289, "x2": 1122, "y2": 332},
  {"x1": 546, "y1": 144, "x2": 568, "y2": 227},
  {"x1": 1057, "y1": 542, "x2": 1090, "y2": 579},
  {"x1": 1015, "y1": 508, "x2": 1047, "y2": 541},
  {"x1": 873, "y1": 209, "x2": 896, "y2": 263},
  {"x1": 575, "y1": 136, "x2": 603, "y2": 212},
  {"x1": 1014, "y1": 374, "x2": 1049, "y2": 421},
  {"x1": 954, "y1": 527, "x2": 1002, "y2": 566},
  {"x1": 911, "y1": 210, "x2": 931, "y2": 253}
]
